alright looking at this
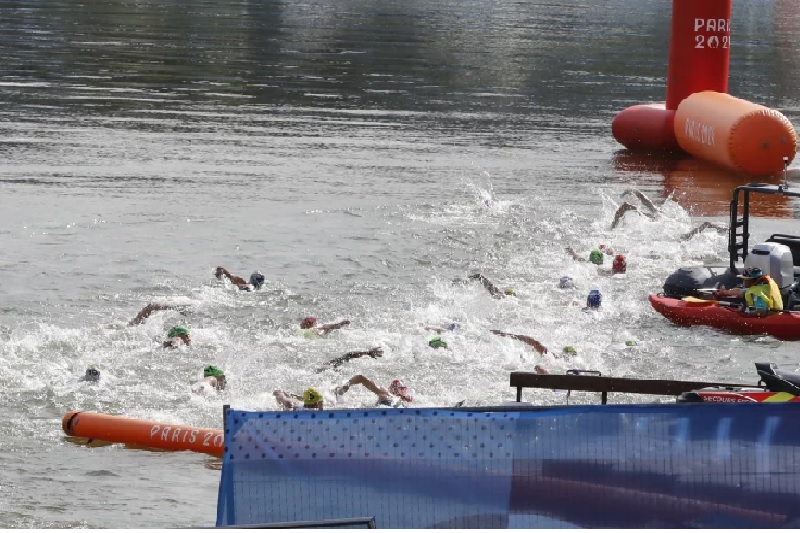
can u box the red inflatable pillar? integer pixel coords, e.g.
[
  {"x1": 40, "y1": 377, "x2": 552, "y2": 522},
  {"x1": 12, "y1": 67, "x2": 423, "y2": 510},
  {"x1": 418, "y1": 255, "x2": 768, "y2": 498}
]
[
  {"x1": 665, "y1": 0, "x2": 732, "y2": 110},
  {"x1": 612, "y1": 0, "x2": 732, "y2": 152}
]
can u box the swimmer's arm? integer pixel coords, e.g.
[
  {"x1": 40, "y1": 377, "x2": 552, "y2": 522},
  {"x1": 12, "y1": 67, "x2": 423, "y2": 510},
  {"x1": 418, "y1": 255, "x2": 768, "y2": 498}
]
[
  {"x1": 610, "y1": 203, "x2": 638, "y2": 229},
  {"x1": 469, "y1": 273, "x2": 502, "y2": 296},
  {"x1": 339, "y1": 374, "x2": 390, "y2": 399},
  {"x1": 621, "y1": 189, "x2": 658, "y2": 214},
  {"x1": 680, "y1": 222, "x2": 727, "y2": 241},
  {"x1": 215, "y1": 266, "x2": 250, "y2": 288},
  {"x1": 318, "y1": 320, "x2": 350, "y2": 334},
  {"x1": 566, "y1": 247, "x2": 586, "y2": 261},
  {"x1": 129, "y1": 303, "x2": 175, "y2": 326}
]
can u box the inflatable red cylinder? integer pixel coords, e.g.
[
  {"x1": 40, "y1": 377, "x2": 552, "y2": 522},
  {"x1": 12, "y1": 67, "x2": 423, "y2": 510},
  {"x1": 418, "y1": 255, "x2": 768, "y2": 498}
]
[
  {"x1": 62, "y1": 411, "x2": 224, "y2": 456},
  {"x1": 666, "y1": 0, "x2": 732, "y2": 110},
  {"x1": 611, "y1": 104, "x2": 679, "y2": 152},
  {"x1": 674, "y1": 92, "x2": 797, "y2": 176}
]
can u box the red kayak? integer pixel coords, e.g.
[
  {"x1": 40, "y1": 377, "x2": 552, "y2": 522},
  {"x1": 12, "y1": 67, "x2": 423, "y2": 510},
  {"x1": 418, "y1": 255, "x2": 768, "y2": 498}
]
[{"x1": 649, "y1": 293, "x2": 800, "y2": 341}]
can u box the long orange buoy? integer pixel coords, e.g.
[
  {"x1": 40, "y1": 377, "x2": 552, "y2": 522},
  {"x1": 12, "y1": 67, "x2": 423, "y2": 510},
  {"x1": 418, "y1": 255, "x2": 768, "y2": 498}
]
[
  {"x1": 674, "y1": 91, "x2": 797, "y2": 176},
  {"x1": 62, "y1": 411, "x2": 224, "y2": 456}
]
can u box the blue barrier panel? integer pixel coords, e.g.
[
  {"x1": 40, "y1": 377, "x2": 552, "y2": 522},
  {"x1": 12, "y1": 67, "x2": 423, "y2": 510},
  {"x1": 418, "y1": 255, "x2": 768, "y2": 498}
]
[{"x1": 217, "y1": 404, "x2": 800, "y2": 528}]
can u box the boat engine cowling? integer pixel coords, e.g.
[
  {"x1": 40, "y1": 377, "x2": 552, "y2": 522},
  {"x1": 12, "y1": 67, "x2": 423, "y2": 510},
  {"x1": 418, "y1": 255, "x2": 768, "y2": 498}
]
[
  {"x1": 744, "y1": 242, "x2": 794, "y2": 289},
  {"x1": 662, "y1": 265, "x2": 739, "y2": 299}
]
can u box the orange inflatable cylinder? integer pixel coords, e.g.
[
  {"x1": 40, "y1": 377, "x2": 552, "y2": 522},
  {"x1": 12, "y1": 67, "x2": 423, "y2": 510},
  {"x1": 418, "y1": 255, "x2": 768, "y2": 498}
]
[
  {"x1": 674, "y1": 92, "x2": 797, "y2": 176},
  {"x1": 62, "y1": 411, "x2": 224, "y2": 456},
  {"x1": 666, "y1": 0, "x2": 731, "y2": 110}
]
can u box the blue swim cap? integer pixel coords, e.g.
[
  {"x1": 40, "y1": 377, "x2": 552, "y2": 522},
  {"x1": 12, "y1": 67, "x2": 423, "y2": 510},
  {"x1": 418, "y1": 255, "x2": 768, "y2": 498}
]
[{"x1": 586, "y1": 289, "x2": 602, "y2": 309}]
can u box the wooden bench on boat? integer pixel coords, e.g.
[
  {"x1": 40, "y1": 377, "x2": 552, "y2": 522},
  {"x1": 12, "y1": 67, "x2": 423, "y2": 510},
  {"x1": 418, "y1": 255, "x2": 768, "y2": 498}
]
[{"x1": 510, "y1": 371, "x2": 758, "y2": 404}]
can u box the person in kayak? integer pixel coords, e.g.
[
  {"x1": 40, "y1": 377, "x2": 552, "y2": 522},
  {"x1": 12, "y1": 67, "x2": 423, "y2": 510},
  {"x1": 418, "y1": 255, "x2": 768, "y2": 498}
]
[
  {"x1": 273, "y1": 387, "x2": 325, "y2": 411},
  {"x1": 334, "y1": 375, "x2": 413, "y2": 407},
  {"x1": 714, "y1": 267, "x2": 784, "y2": 315},
  {"x1": 469, "y1": 273, "x2": 516, "y2": 298},
  {"x1": 215, "y1": 266, "x2": 266, "y2": 291}
]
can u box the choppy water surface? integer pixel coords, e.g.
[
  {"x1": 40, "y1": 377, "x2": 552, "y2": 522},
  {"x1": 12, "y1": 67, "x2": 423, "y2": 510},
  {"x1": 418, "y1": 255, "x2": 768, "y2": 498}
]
[{"x1": 1, "y1": 0, "x2": 799, "y2": 527}]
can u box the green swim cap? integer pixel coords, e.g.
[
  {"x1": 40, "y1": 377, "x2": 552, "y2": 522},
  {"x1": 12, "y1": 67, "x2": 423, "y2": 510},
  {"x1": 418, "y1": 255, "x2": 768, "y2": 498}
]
[
  {"x1": 204, "y1": 365, "x2": 224, "y2": 378},
  {"x1": 625, "y1": 340, "x2": 637, "y2": 347},
  {"x1": 589, "y1": 249, "x2": 604, "y2": 265},
  {"x1": 167, "y1": 325, "x2": 189, "y2": 338},
  {"x1": 428, "y1": 336, "x2": 448, "y2": 349},
  {"x1": 504, "y1": 288, "x2": 516, "y2": 296},
  {"x1": 563, "y1": 346, "x2": 577, "y2": 355},
  {"x1": 303, "y1": 387, "x2": 323, "y2": 406}
]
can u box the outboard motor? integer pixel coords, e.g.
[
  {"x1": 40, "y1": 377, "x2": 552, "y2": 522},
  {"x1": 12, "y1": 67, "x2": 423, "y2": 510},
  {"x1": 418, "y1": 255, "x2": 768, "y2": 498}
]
[
  {"x1": 662, "y1": 265, "x2": 739, "y2": 299},
  {"x1": 756, "y1": 362, "x2": 800, "y2": 395},
  {"x1": 745, "y1": 242, "x2": 798, "y2": 308},
  {"x1": 745, "y1": 242, "x2": 794, "y2": 289}
]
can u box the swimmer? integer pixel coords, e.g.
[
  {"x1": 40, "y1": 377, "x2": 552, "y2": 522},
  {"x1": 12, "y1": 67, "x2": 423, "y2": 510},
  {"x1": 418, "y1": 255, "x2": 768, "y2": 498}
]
[
  {"x1": 599, "y1": 254, "x2": 627, "y2": 276},
  {"x1": 611, "y1": 189, "x2": 659, "y2": 229},
  {"x1": 679, "y1": 221, "x2": 727, "y2": 241},
  {"x1": 428, "y1": 336, "x2": 448, "y2": 349},
  {"x1": 299, "y1": 316, "x2": 351, "y2": 336},
  {"x1": 558, "y1": 276, "x2": 576, "y2": 289},
  {"x1": 424, "y1": 322, "x2": 460, "y2": 334},
  {"x1": 567, "y1": 245, "x2": 614, "y2": 265},
  {"x1": 583, "y1": 289, "x2": 602, "y2": 311},
  {"x1": 273, "y1": 387, "x2": 324, "y2": 411},
  {"x1": 214, "y1": 266, "x2": 265, "y2": 291},
  {"x1": 192, "y1": 365, "x2": 227, "y2": 394},
  {"x1": 468, "y1": 273, "x2": 515, "y2": 298},
  {"x1": 78, "y1": 366, "x2": 101, "y2": 383},
  {"x1": 163, "y1": 325, "x2": 191, "y2": 348},
  {"x1": 315, "y1": 347, "x2": 384, "y2": 373},
  {"x1": 490, "y1": 330, "x2": 548, "y2": 355},
  {"x1": 334, "y1": 375, "x2": 413, "y2": 407},
  {"x1": 611, "y1": 190, "x2": 728, "y2": 240}
]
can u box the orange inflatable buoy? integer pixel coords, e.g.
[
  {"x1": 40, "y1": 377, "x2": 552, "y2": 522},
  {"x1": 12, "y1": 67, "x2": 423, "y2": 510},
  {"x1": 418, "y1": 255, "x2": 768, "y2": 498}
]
[
  {"x1": 674, "y1": 91, "x2": 797, "y2": 176},
  {"x1": 62, "y1": 411, "x2": 224, "y2": 456}
]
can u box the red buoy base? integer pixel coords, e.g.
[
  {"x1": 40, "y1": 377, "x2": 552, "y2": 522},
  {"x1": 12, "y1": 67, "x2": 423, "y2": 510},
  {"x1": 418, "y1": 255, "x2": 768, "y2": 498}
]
[{"x1": 612, "y1": 104, "x2": 682, "y2": 152}]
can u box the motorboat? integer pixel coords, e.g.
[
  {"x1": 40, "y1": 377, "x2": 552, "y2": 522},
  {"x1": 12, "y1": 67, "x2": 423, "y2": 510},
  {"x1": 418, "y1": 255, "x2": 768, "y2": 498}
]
[
  {"x1": 651, "y1": 160, "x2": 800, "y2": 338},
  {"x1": 678, "y1": 362, "x2": 800, "y2": 403}
]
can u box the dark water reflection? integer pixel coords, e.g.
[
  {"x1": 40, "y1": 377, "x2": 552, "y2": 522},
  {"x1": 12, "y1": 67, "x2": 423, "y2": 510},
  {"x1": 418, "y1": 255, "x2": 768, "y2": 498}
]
[{"x1": 2, "y1": 1, "x2": 797, "y2": 151}]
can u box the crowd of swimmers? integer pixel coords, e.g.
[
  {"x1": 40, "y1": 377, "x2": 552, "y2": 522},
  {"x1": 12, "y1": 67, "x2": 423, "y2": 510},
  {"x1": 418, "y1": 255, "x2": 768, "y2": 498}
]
[{"x1": 77, "y1": 189, "x2": 740, "y2": 411}]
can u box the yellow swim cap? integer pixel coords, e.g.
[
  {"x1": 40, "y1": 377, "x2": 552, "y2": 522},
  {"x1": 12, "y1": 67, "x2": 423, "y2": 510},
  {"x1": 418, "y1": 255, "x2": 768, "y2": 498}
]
[{"x1": 303, "y1": 387, "x2": 323, "y2": 406}]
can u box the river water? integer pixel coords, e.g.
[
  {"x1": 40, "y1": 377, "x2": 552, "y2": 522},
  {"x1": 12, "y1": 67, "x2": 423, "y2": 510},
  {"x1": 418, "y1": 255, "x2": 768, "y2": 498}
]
[{"x1": 1, "y1": 0, "x2": 799, "y2": 528}]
